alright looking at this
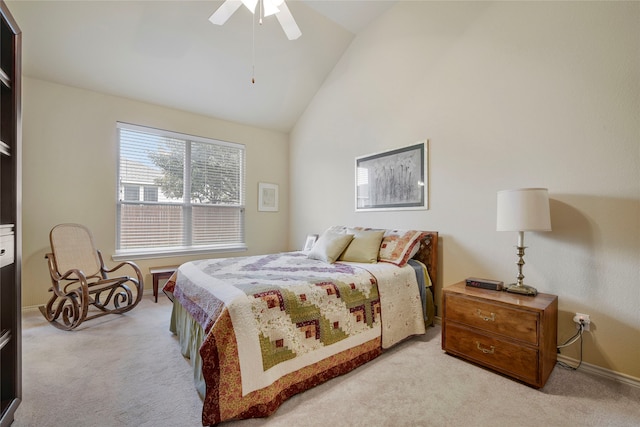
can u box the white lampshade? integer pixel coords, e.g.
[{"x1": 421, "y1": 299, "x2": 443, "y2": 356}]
[{"x1": 496, "y1": 188, "x2": 551, "y2": 232}]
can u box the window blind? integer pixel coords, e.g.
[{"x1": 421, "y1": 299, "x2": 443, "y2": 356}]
[{"x1": 116, "y1": 122, "x2": 245, "y2": 256}]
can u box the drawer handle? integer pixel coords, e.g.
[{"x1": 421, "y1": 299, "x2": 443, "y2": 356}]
[
  {"x1": 476, "y1": 309, "x2": 495, "y2": 322},
  {"x1": 0, "y1": 249, "x2": 5, "y2": 256},
  {"x1": 476, "y1": 341, "x2": 495, "y2": 354}
]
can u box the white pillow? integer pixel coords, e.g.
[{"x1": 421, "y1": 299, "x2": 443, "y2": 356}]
[{"x1": 307, "y1": 230, "x2": 354, "y2": 264}]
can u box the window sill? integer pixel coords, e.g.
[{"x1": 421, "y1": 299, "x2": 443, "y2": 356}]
[{"x1": 112, "y1": 244, "x2": 248, "y2": 261}]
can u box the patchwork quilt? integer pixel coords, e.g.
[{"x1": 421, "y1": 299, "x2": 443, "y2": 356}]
[{"x1": 167, "y1": 251, "x2": 426, "y2": 424}]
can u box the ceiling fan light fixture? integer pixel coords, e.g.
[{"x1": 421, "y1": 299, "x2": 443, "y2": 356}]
[{"x1": 209, "y1": 0, "x2": 301, "y2": 40}]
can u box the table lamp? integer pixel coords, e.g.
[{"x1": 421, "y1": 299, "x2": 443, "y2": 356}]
[{"x1": 496, "y1": 188, "x2": 551, "y2": 296}]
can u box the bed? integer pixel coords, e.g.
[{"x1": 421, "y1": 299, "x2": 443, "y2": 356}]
[{"x1": 164, "y1": 228, "x2": 438, "y2": 426}]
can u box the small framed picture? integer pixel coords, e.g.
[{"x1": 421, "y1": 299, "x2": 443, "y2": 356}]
[
  {"x1": 258, "y1": 182, "x2": 279, "y2": 212},
  {"x1": 303, "y1": 234, "x2": 319, "y2": 251}
]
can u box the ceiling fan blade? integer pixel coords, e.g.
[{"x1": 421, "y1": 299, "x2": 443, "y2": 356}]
[
  {"x1": 275, "y1": 1, "x2": 301, "y2": 40},
  {"x1": 241, "y1": 0, "x2": 258, "y2": 13},
  {"x1": 263, "y1": 0, "x2": 280, "y2": 18},
  {"x1": 209, "y1": 0, "x2": 243, "y2": 25}
]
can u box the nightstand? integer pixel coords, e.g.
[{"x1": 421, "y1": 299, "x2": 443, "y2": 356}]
[
  {"x1": 150, "y1": 266, "x2": 177, "y2": 303},
  {"x1": 442, "y1": 281, "x2": 558, "y2": 388}
]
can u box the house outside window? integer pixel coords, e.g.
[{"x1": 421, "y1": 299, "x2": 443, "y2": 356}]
[{"x1": 115, "y1": 122, "x2": 246, "y2": 259}]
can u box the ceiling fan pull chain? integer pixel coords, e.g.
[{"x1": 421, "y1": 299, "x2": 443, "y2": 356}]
[{"x1": 252, "y1": 8, "x2": 256, "y2": 84}]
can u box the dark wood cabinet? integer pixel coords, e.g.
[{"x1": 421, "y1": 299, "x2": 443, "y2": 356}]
[
  {"x1": 0, "y1": 1, "x2": 20, "y2": 425},
  {"x1": 442, "y1": 281, "x2": 557, "y2": 388}
]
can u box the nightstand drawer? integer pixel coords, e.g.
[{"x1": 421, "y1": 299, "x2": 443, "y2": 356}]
[
  {"x1": 444, "y1": 323, "x2": 539, "y2": 385},
  {"x1": 444, "y1": 292, "x2": 539, "y2": 345}
]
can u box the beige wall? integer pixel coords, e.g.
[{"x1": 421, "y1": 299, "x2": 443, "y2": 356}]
[
  {"x1": 19, "y1": 1, "x2": 639, "y2": 382},
  {"x1": 290, "y1": 2, "x2": 640, "y2": 378},
  {"x1": 22, "y1": 77, "x2": 289, "y2": 308}
]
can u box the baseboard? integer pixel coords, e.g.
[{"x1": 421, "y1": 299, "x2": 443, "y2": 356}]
[
  {"x1": 557, "y1": 354, "x2": 640, "y2": 389},
  {"x1": 22, "y1": 305, "x2": 41, "y2": 313}
]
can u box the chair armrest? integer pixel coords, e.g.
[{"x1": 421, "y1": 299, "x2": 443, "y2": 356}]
[
  {"x1": 45, "y1": 253, "x2": 88, "y2": 282},
  {"x1": 96, "y1": 250, "x2": 144, "y2": 288}
]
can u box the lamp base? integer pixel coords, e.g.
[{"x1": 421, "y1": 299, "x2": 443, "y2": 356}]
[{"x1": 505, "y1": 283, "x2": 538, "y2": 296}]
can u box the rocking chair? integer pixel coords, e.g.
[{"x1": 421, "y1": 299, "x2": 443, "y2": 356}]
[{"x1": 40, "y1": 223, "x2": 144, "y2": 330}]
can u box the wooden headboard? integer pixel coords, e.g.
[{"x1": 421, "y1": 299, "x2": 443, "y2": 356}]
[
  {"x1": 412, "y1": 231, "x2": 438, "y2": 286},
  {"x1": 411, "y1": 231, "x2": 439, "y2": 325}
]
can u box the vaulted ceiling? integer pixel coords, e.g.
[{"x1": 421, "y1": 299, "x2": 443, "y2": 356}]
[{"x1": 7, "y1": 0, "x2": 396, "y2": 133}]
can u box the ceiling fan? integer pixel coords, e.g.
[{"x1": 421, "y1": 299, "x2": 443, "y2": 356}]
[{"x1": 209, "y1": 0, "x2": 302, "y2": 40}]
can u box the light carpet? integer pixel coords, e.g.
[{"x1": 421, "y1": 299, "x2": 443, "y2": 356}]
[{"x1": 13, "y1": 295, "x2": 640, "y2": 427}]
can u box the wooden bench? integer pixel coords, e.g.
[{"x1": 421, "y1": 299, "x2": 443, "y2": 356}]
[{"x1": 149, "y1": 266, "x2": 178, "y2": 302}]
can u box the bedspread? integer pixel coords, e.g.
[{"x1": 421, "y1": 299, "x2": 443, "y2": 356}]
[{"x1": 167, "y1": 251, "x2": 426, "y2": 423}]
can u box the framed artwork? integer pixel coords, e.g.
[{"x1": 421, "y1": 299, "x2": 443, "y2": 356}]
[
  {"x1": 355, "y1": 141, "x2": 428, "y2": 211},
  {"x1": 303, "y1": 234, "x2": 319, "y2": 251},
  {"x1": 258, "y1": 182, "x2": 279, "y2": 212}
]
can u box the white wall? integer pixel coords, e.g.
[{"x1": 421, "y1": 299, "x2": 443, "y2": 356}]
[
  {"x1": 22, "y1": 77, "x2": 289, "y2": 308},
  {"x1": 290, "y1": 2, "x2": 639, "y2": 378}
]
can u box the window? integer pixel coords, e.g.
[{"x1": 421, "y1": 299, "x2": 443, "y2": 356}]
[
  {"x1": 124, "y1": 185, "x2": 140, "y2": 201},
  {"x1": 116, "y1": 122, "x2": 246, "y2": 258},
  {"x1": 143, "y1": 186, "x2": 158, "y2": 202}
]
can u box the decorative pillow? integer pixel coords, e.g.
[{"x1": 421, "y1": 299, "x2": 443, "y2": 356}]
[
  {"x1": 326, "y1": 225, "x2": 349, "y2": 234},
  {"x1": 378, "y1": 229, "x2": 425, "y2": 266},
  {"x1": 407, "y1": 238, "x2": 422, "y2": 259},
  {"x1": 327, "y1": 225, "x2": 381, "y2": 234},
  {"x1": 307, "y1": 230, "x2": 355, "y2": 264},
  {"x1": 339, "y1": 228, "x2": 385, "y2": 263}
]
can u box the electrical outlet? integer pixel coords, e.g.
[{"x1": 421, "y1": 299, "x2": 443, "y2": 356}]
[{"x1": 573, "y1": 312, "x2": 591, "y2": 331}]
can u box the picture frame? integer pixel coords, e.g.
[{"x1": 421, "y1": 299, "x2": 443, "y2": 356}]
[
  {"x1": 303, "y1": 234, "x2": 319, "y2": 251},
  {"x1": 258, "y1": 182, "x2": 279, "y2": 212},
  {"x1": 355, "y1": 141, "x2": 428, "y2": 211}
]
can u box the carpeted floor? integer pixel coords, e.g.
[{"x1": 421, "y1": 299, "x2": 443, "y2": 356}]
[{"x1": 13, "y1": 295, "x2": 640, "y2": 427}]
